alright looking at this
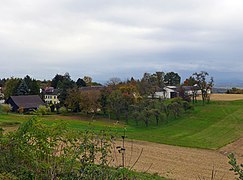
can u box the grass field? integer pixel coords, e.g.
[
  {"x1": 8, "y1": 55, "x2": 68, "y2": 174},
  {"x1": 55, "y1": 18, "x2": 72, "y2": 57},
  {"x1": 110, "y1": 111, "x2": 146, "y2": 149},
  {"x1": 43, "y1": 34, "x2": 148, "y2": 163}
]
[
  {"x1": 0, "y1": 114, "x2": 126, "y2": 132},
  {"x1": 126, "y1": 100, "x2": 243, "y2": 149},
  {"x1": 1, "y1": 99, "x2": 243, "y2": 150}
]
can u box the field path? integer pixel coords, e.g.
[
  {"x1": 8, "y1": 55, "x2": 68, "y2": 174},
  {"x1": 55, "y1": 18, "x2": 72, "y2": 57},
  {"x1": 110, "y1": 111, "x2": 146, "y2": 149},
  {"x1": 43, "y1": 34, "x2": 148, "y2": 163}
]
[{"x1": 113, "y1": 139, "x2": 243, "y2": 180}]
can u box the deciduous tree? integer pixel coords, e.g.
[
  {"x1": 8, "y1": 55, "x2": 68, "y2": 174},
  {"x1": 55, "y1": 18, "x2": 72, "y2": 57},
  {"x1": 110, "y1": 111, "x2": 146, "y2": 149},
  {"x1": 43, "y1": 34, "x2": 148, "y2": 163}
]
[
  {"x1": 164, "y1": 72, "x2": 181, "y2": 86},
  {"x1": 108, "y1": 90, "x2": 125, "y2": 120},
  {"x1": 138, "y1": 72, "x2": 162, "y2": 97},
  {"x1": 65, "y1": 88, "x2": 81, "y2": 112},
  {"x1": 192, "y1": 71, "x2": 214, "y2": 105},
  {"x1": 3, "y1": 77, "x2": 21, "y2": 99},
  {"x1": 80, "y1": 90, "x2": 101, "y2": 116}
]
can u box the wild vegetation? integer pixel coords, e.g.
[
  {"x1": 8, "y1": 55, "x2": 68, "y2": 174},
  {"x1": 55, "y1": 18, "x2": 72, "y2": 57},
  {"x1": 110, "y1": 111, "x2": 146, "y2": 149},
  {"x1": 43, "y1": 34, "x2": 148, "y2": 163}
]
[
  {"x1": 228, "y1": 153, "x2": 243, "y2": 179},
  {"x1": 0, "y1": 118, "x2": 164, "y2": 179}
]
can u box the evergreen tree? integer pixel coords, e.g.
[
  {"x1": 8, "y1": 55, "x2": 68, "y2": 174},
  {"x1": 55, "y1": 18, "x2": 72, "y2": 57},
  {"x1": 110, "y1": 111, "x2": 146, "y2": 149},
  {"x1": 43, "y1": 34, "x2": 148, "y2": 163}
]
[
  {"x1": 16, "y1": 79, "x2": 29, "y2": 95},
  {"x1": 76, "y1": 78, "x2": 86, "y2": 87},
  {"x1": 24, "y1": 75, "x2": 40, "y2": 95}
]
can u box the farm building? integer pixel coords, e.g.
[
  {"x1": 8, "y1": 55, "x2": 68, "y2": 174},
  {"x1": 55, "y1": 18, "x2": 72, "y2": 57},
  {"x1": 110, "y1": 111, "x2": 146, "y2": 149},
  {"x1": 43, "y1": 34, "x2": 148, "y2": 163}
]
[
  {"x1": 153, "y1": 86, "x2": 179, "y2": 99},
  {"x1": 152, "y1": 85, "x2": 204, "y2": 99},
  {"x1": 6, "y1": 95, "x2": 45, "y2": 112}
]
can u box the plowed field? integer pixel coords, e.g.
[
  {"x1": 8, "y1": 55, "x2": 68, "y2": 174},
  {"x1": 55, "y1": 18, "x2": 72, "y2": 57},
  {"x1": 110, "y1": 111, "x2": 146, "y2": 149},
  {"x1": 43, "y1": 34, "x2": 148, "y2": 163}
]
[{"x1": 113, "y1": 138, "x2": 243, "y2": 180}]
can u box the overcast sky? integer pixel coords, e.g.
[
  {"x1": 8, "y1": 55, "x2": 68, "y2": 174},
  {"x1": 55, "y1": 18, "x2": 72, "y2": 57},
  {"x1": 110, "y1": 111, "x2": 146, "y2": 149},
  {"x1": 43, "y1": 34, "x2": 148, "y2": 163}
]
[{"x1": 1, "y1": 0, "x2": 243, "y2": 85}]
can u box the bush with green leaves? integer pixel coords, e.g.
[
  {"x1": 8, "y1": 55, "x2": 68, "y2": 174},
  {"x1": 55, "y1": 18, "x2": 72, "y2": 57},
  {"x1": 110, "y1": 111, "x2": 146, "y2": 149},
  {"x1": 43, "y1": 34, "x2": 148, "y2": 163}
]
[
  {"x1": 0, "y1": 104, "x2": 12, "y2": 114},
  {"x1": 0, "y1": 172, "x2": 18, "y2": 180},
  {"x1": 59, "y1": 106, "x2": 67, "y2": 115},
  {"x1": 228, "y1": 153, "x2": 243, "y2": 179},
  {"x1": 32, "y1": 105, "x2": 51, "y2": 115},
  {"x1": 0, "y1": 118, "x2": 162, "y2": 179},
  {"x1": 182, "y1": 101, "x2": 194, "y2": 112}
]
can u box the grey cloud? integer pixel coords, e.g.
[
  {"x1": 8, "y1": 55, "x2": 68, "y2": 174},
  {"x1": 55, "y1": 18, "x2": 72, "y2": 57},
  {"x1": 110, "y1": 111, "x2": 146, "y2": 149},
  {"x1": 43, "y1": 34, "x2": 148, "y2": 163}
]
[{"x1": 1, "y1": 0, "x2": 243, "y2": 86}]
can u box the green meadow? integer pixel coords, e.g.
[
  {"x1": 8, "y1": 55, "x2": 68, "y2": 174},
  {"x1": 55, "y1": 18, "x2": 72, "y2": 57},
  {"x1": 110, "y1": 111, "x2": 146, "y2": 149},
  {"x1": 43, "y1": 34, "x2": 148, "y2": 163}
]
[{"x1": 1, "y1": 100, "x2": 243, "y2": 149}]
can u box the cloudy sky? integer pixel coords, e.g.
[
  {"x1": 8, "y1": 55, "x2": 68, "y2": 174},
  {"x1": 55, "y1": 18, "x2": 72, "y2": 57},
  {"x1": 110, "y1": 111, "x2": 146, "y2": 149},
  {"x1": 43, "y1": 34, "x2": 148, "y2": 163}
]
[{"x1": 1, "y1": 0, "x2": 243, "y2": 85}]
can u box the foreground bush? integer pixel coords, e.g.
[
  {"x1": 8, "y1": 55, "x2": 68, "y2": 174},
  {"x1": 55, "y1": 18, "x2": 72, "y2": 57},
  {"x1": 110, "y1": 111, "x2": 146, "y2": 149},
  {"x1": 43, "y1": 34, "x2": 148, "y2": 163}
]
[
  {"x1": 0, "y1": 172, "x2": 18, "y2": 180},
  {"x1": 32, "y1": 105, "x2": 51, "y2": 115},
  {"x1": 0, "y1": 118, "x2": 163, "y2": 179},
  {"x1": 0, "y1": 104, "x2": 12, "y2": 114},
  {"x1": 228, "y1": 153, "x2": 243, "y2": 179}
]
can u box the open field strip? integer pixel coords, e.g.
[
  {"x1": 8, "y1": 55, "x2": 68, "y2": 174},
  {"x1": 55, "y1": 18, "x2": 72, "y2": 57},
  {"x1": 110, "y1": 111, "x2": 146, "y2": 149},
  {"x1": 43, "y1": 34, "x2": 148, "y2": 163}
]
[
  {"x1": 1, "y1": 98, "x2": 243, "y2": 179},
  {"x1": 1, "y1": 99, "x2": 243, "y2": 149}
]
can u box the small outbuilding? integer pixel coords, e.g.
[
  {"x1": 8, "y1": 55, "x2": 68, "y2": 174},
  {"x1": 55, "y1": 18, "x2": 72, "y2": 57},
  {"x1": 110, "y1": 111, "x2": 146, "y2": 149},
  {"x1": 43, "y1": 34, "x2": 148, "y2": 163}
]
[
  {"x1": 6, "y1": 95, "x2": 45, "y2": 112},
  {"x1": 153, "y1": 86, "x2": 179, "y2": 99}
]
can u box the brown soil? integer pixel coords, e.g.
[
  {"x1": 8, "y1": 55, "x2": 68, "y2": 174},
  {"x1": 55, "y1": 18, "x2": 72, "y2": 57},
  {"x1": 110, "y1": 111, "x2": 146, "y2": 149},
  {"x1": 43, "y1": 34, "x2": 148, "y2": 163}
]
[
  {"x1": 112, "y1": 139, "x2": 243, "y2": 180},
  {"x1": 219, "y1": 137, "x2": 243, "y2": 158}
]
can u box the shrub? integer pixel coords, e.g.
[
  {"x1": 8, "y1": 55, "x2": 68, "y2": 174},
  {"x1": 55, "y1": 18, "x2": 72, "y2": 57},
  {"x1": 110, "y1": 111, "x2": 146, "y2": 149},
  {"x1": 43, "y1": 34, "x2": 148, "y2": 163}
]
[
  {"x1": 0, "y1": 104, "x2": 12, "y2": 114},
  {"x1": 0, "y1": 118, "x2": 113, "y2": 179},
  {"x1": 182, "y1": 101, "x2": 194, "y2": 112},
  {"x1": 228, "y1": 153, "x2": 243, "y2": 179},
  {"x1": 59, "y1": 106, "x2": 67, "y2": 115},
  {"x1": 33, "y1": 105, "x2": 51, "y2": 115},
  {"x1": 0, "y1": 118, "x2": 163, "y2": 179},
  {"x1": 0, "y1": 172, "x2": 18, "y2": 180}
]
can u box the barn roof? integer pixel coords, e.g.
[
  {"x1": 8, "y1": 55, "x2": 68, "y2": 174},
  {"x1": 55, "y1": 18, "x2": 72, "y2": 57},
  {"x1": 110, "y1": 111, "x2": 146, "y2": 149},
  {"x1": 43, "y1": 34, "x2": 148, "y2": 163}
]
[{"x1": 8, "y1": 95, "x2": 45, "y2": 109}]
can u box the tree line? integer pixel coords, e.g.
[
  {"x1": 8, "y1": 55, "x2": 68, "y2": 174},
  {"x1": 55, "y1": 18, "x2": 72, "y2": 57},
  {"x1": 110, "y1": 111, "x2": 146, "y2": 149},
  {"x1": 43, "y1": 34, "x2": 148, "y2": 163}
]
[
  {"x1": 0, "y1": 71, "x2": 214, "y2": 127},
  {"x1": 63, "y1": 71, "x2": 213, "y2": 127}
]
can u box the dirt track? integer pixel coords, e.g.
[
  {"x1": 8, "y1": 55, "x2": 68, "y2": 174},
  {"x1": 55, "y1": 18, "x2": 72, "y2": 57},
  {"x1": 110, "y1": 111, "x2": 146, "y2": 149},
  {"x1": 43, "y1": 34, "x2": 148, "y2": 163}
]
[{"x1": 113, "y1": 138, "x2": 243, "y2": 180}]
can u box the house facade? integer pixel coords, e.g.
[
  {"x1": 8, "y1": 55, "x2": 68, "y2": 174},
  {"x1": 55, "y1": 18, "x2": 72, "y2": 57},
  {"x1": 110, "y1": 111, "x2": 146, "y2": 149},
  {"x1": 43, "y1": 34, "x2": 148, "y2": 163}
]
[{"x1": 43, "y1": 87, "x2": 60, "y2": 104}]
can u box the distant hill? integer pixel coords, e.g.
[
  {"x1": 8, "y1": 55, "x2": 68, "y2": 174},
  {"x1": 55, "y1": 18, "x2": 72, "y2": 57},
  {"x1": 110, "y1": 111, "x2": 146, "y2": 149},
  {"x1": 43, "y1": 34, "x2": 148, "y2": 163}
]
[
  {"x1": 214, "y1": 79, "x2": 243, "y2": 88},
  {"x1": 212, "y1": 87, "x2": 228, "y2": 94}
]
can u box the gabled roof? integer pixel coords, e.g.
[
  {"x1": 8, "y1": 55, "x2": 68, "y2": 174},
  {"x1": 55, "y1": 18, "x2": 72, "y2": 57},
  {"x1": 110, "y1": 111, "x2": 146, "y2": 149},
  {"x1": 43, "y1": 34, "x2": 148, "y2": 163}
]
[
  {"x1": 8, "y1": 95, "x2": 45, "y2": 109},
  {"x1": 44, "y1": 89, "x2": 60, "y2": 95}
]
